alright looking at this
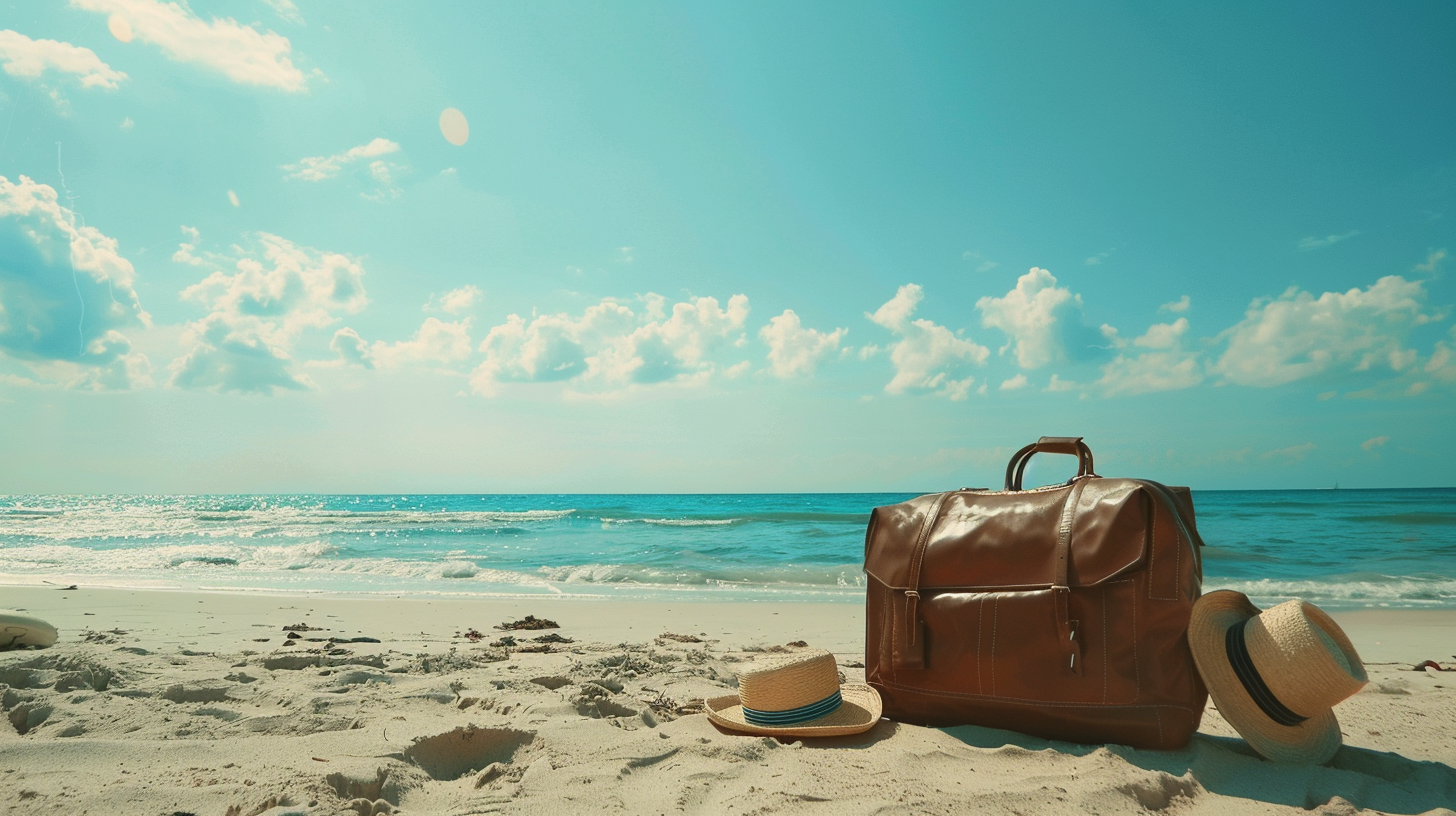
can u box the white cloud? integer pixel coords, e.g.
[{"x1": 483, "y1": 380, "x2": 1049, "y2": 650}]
[
  {"x1": 976, "y1": 267, "x2": 1088, "y2": 369},
  {"x1": 1098, "y1": 351, "x2": 1202, "y2": 396},
  {"x1": 0, "y1": 29, "x2": 128, "y2": 91},
  {"x1": 283, "y1": 138, "x2": 404, "y2": 201},
  {"x1": 759, "y1": 309, "x2": 845, "y2": 378},
  {"x1": 1415, "y1": 249, "x2": 1447, "y2": 273},
  {"x1": 868, "y1": 284, "x2": 923, "y2": 331},
  {"x1": 1361, "y1": 435, "x2": 1389, "y2": 452},
  {"x1": 71, "y1": 0, "x2": 309, "y2": 91},
  {"x1": 262, "y1": 0, "x2": 304, "y2": 24},
  {"x1": 283, "y1": 137, "x2": 399, "y2": 181},
  {"x1": 1159, "y1": 295, "x2": 1190, "y2": 314},
  {"x1": 120, "y1": 116, "x2": 134, "y2": 130},
  {"x1": 363, "y1": 160, "x2": 401, "y2": 200},
  {"x1": 1097, "y1": 318, "x2": 1203, "y2": 396},
  {"x1": 867, "y1": 284, "x2": 989, "y2": 401},
  {"x1": 1213, "y1": 275, "x2": 1439, "y2": 387},
  {"x1": 1085, "y1": 249, "x2": 1113, "y2": 266},
  {"x1": 1296, "y1": 231, "x2": 1358, "y2": 252},
  {"x1": 1046, "y1": 374, "x2": 1079, "y2": 392},
  {"x1": 617, "y1": 247, "x2": 634, "y2": 264},
  {"x1": 428, "y1": 285, "x2": 482, "y2": 315},
  {"x1": 172, "y1": 224, "x2": 205, "y2": 265},
  {"x1": 1260, "y1": 442, "x2": 1316, "y2": 463},
  {"x1": 1416, "y1": 325, "x2": 1456, "y2": 391},
  {"x1": 1134, "y1": 317, "x2": 1189, "y2": 349},
  {"x1": 0, "y1": 175, "x2": 151, "y2": 389},
  {"x1": 961, "y1": 250, "x2": 998, "y2": 272},
  {"x1": 999, "y1": 373, "x2": 1027, "y2": 391},
  {"x1": 470, "y1": 294, "x2": 749, "y2": 396},
  {"x1": 370, "y1": 317, "x2": 473, "y2": 369},
  {"x1": 169, "y1": 231, "x2": 368, "y2": 393},
  {"x1": 227, "y1": 189, "x2": 240, "y2": 207},
  {"x1": 329, "y1": 327, "x2": 370, "y2": 368}
]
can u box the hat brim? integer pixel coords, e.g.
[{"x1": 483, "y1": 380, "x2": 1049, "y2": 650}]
[
  {"x1": 706, "y1": 684, "x2": 882, "y2": 737},
  {"x1": 1189, "y1": 590, "x2": 1342, "y2": 764}
]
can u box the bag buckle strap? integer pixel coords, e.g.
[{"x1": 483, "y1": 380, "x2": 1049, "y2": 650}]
[
  {"x1": 1052, "y1": 585, "x2": 1082, "y2": 675},
  {"x1": 904, "y1": 590, "x2": 919, "y2": 643}
]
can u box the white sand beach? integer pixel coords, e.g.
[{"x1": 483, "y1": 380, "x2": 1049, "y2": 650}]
[{"x1": 2, "y1": 586, "x2": 1454, "y2": 816}]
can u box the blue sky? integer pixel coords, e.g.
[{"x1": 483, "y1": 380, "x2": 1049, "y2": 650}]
[{"x1": 0, "y1": 0, "x2": 1452, "y2": 492}]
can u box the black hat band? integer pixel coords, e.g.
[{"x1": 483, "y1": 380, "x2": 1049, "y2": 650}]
[{"x1": 1226, "y1": 618, "x2": 1308, "y2": 728}]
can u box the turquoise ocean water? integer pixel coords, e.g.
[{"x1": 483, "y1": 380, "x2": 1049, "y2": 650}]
[{"x1": 0, "y1": 490, "x2": 1452, "y2": 609}]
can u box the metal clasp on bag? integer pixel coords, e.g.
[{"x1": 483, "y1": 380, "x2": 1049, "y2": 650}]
[{"x1": 1052, "y1": 585, "x2": 1082, "y2": 675}]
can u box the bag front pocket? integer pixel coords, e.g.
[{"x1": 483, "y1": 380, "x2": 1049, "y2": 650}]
[{"x1": 920, "y1": 588, "x2": 1104, "y2": 704}]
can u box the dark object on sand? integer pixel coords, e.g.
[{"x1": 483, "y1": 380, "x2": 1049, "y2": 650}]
[
  {"x1": 330, "y1": 636, "x2": 380, "y2": 644},
  {"x1": 658, "y1": 632, "x2": 703, "y2": 643},
  {"x1": 786, "y1": 640, "x2": 808, "y2": 648},
  {"x1": 864, "y1": 436, "x2": 1208, "y2": 750},
  {"x1": 496, "y1": 615, "x2": 559, "y2": 631},
  {"x1": 282, "y1": 622, "x2": 323, "y2": 632},
  {"x1": 1415, "y1": 660, "x2": 1446, "y2": 671},
  {"x1": 461, "y1": 628, "x2": 485, "y2": 642},
  {"x1": 491, "y1": 636, "x2": 517, "y2": 648},
  {"x1": 533, "y1": 633, "x2": 573, "y2": 644}
]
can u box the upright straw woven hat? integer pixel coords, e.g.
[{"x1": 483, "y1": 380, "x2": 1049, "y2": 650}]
[
  {"x1": 1188, "y1": 590, "x2": 1368, "y2": 764},
  {"x1": 706, "y1": 648, "x2": 882, "y2": 737}
]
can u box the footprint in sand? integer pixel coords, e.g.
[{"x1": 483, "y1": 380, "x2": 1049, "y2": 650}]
[{"x1": 402, "y1": 725, "x2": 539, "y2": 781}]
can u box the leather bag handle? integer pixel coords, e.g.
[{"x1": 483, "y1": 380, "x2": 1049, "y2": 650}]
[{"x1": 1004, "y1": 436, "x2": 1096, "y2": 491}]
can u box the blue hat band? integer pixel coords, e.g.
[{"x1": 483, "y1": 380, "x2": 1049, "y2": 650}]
[{"x1": 741, "y1": 690, "x2": 842, "y2": 726}]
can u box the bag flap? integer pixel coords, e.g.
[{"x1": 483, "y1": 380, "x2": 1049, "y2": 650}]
[{"x1": 864, "y1": 479, "x2": 1167, "y2": 590}]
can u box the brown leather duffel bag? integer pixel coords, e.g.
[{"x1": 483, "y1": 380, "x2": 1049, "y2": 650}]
[{"x1": 863, "y1": 437, "x2": 1208, "y2": 749}]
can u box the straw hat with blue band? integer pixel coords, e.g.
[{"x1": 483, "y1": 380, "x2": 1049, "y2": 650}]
[
  {"x1": 706, "y1": 649, "x2": 882, "y2": 737},
  {"x1": 1188, "y1": 590, "x2": 1368, "y2": 764}
]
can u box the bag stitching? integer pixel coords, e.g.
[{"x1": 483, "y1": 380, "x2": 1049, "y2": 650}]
[
  {"x1": 878, "y1": 681, "x2": 1200, "y2": 714},
  {"x1": 1100, "y1": 578, "x2": 1139, "y2": 703},
  {"x1": 885, "y1": 588, "x2": 896, "y2": 673},
  {"x1": 1147, "y1": 496, "x2": 1157, "y2": 601},
  {"x1": 990, "y1": 595, "x2": 998, "y2": 698},
  {"x1": 881, "y1": 590, "x2": 893, "y2": 679},
  {"x1": 1129, "y1": 578, "x2": 1141, "y2": 696},
  {"x1": 1174, "y1": 512, "x2": 1181, "y2": 601},
  {"x1": 864, "y1": 570, "x2": 1142, "y2": 591},
  {"x1": 976, "y1": 595, "x2": 984, "y2": 696},
  {"x1": 956, "y1": 483, "x2": 1069, "y2": 498},
  {"x1": 1101, "y1": 583, "x2": 1108, "y2": 704}
]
